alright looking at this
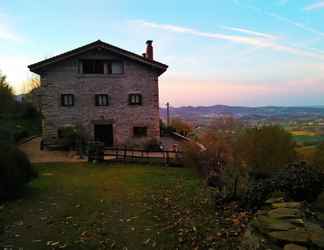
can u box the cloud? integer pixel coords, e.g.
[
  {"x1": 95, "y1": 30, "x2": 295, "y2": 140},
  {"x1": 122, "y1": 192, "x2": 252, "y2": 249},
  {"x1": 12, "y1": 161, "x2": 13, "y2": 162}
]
[
  {"x1": 305, "y1": 1, "x2": 324, "y2": 11},
  {"x1": 268, "y1": 12, "x2": 324, "y2": 37},
  {"x1": 234, "y1": 1, "x2": 324, "y2": 37},
  {"x1": 0, "y1": 56, "x2": 35, "y2": 93},
  {"x1": 221, "y1": 26, "x2": 279, "y2": 40},
  {"x1": 159, "y1": 77, "x2": 324, "y2": 106},
  {"x1": 133, "y1": 20, "x2": 324, "y2": 61},
  {"x1": 137, "y1": 21, "x2": 275, "y2": 47},
  {"x1": 0, "y1": 16, "x2": 24, "y2": 42}
]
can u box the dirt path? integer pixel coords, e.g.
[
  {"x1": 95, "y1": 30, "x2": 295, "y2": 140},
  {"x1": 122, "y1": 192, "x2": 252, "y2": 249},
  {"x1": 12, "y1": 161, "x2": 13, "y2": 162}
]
[{"x1": 19, "y1": 137, "x2": 87, "y2": 163}]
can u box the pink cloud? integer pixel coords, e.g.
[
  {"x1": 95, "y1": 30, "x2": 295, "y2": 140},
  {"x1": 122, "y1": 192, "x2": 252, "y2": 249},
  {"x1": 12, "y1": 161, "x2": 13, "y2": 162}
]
[{"x1": 159, "y1": 77, "x2": 324, "y2": 107}]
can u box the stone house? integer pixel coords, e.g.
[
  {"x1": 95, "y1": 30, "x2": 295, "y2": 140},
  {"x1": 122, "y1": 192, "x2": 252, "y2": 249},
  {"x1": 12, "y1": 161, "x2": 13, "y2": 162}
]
[{"x1": 28, "y1": 40, "x2": 168, "y2": 147}]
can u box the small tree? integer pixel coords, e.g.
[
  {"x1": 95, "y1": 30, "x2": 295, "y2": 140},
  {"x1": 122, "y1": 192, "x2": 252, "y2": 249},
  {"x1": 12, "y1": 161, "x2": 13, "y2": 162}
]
[
  {"x1": 170, "y1": 118, "x2": 193, "y2": 136},
  {"x1": 0, "y1": 71, "x2": 15, "y2": 113},
  {"x1": 236, "y1": 125, "x2": 297, "y2": 178},
  {"x1": 208, "y1": 116, "x2": 243, "y2": 134}
]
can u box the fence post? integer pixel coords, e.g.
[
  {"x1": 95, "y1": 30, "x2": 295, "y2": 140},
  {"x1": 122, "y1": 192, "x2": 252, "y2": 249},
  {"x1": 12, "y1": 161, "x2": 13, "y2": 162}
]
[{"x1": 166, "y1": 151, "x2": 169, "y2": 165}]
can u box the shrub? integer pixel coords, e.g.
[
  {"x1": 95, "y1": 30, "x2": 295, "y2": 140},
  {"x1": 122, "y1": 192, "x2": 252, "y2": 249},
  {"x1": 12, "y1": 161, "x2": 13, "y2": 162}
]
[
  {"x1": 182, "y1": 141, "x2": 205, "y2": 175},
  {"x1": 242, "y1": 162, "x2": 324, "y2": 209},
  {"x1": 144, "y1": 138, "x2": 161, "y2": 152},
  {"x1": 242, "y1": 178, "x2": 276, "y2": 209},
  {"x1": 236, "y1": 126, "x2": 296, "y2": 179},
  {"x1": 0, "y1": 145, "x2": 37, "y2": 201},
  {"x1": 14, "y1": 128, "x2": 29, "y2": 142},
  {"x1": 221, "y1": 164, "x2": 249, "y2": 200},
  {"x1": 275, "y1": 163, "x2": 324, "y2": 202},
  {"x1": 57, "y1": 126, "x2": 80, "y2": 149},
  {"x1": 170, "y1": 118, "x2": 192, "y2": 136}
]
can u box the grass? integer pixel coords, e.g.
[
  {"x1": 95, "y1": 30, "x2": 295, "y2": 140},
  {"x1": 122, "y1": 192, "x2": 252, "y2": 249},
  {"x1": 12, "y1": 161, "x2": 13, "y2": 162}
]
[{"x1": 0, "y1": 163, "x2": 244, "y2": 250}]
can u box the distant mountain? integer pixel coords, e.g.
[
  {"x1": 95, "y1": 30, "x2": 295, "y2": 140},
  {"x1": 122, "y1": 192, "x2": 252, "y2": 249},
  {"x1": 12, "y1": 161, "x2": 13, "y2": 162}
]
[{"x1": 160, "y1": 105, "x2": 324, "y2": 121}]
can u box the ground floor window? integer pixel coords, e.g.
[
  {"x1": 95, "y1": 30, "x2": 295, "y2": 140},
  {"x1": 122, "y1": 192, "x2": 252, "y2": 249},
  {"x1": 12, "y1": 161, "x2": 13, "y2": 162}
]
[{"x1": 133, "y1": 126, "x2": 147, "y2": 137}]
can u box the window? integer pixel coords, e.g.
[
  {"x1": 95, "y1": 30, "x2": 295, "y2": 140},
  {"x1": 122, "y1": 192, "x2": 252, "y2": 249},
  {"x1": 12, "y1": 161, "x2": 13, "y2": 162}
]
[
  {"x1": 133, "y1": 127, "x2": 147, "y2": 137},
  {"x1": 95, "y1": 94, "x2": 109, "y2": 106},
  {"x1": 61, "y1": 94, "x2": 74, "y2": 107},
  {"x1": 81, "y1": 60, "x2": 123, "y2": 74},
  {"x1": 82, "y1": 60, "x2": 105, "y2": 74},
  {"x1": 58, "y1": 128, "x2": 63, "y2": 138},
  {"x1": 128, "y1": 93, "x2": 142, "y2": 105},
  {"x1": 110, "y1": 61, "x2": 123, "y2": 74}
]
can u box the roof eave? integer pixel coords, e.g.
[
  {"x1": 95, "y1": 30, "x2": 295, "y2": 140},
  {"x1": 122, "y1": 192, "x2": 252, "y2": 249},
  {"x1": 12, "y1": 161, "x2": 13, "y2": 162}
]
[{"x1": 28, "y1": 40, "x2": 168, "y2": 75}]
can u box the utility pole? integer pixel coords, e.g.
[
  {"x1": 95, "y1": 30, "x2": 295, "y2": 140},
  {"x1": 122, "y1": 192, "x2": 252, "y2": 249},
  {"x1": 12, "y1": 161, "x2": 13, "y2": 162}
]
[{"x1": 166, "y1": 102, "x2": 170, "y2": 127}]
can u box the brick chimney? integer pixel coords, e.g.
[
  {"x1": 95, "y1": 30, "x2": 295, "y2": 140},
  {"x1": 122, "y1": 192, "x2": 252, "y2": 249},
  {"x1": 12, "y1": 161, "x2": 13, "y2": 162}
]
[{"x1": 146, "y1": 40, "x2": 153, "y2": 60}]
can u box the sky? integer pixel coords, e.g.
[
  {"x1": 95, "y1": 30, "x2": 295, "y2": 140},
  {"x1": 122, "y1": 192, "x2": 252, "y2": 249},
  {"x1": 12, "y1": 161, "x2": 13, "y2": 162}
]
[{"x1": 1, "y1": 0, "x2": 324, "y2": 107}]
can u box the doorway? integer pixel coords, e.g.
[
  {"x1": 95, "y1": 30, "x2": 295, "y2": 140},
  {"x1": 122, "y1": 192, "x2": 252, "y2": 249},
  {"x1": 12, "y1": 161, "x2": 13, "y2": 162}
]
[{"x1": 94, "y1": 124, "x2": 113, "y2": 147}]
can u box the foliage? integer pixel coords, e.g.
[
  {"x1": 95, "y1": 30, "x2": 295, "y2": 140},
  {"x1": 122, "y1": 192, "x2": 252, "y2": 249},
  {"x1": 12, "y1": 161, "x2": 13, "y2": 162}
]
[
  {"x1": 160, "y1": 119, "x2": 175, "y2": 136},
  {"x1": 0, "y1": 71, "x2": 15, "y2": 113},
  {"x1": 0, "y1": 71, "x2": 42, "y2": 144},
  {"x1": 57, "y1": 126, "x2": 80, "y2": 149},
  {"x1": 170, "y1": 118, "x2": 193, "y2": 136},
  {"x1": 242, "y1": 162, "x2": 324, "y2": 208},
  {"x1": 143, "y1": 138, "x2": 161, "y2": 151},
  {"x1": 0, "y1": 114, "x2": 41, "y2": 144},
  {"x1": 275, "y1": 163, "x2": 324, "y2": 202},
  {"x1": 0, "y1": 145, "x2": 37, "y2": 201},
  {"x1": 208, "y1": 116, "x2": 243, "y2": 134},
  {"x1": 22, "y1": 75, "x2": 40, "y2": 94},
  {"x1": 313, "y1": 142, "x2": 324, "y2": 171},
  {"x1": 236, "y1": 125, "x2": 297, "y2": 178},
  {"x1": 182, "y1": 141, "x2": 203, "y2": 172},
  {"x1": 242, "y1": 178, "x2": 275, "y2": 209},
  {"x1": 221, "y1": 163, "x2": 250, "y2": 200},
  {"x1": 200, "y1": 132, "x2": 233, "y2": 176}
]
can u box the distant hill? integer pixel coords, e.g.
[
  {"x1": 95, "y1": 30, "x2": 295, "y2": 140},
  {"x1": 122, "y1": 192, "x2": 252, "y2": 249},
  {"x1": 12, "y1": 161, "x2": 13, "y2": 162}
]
[{"x1": 160, "y1": 105, "x2": 324, "y2": 121}]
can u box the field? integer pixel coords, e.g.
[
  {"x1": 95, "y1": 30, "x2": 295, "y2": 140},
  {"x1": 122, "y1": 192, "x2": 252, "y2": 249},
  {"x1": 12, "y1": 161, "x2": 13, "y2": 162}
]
[
  {"x1": 290, "y1": 130, "x2": 324, "y2": 146},
  {"x1": 0, "y1": 163, "x2": 244, "y2": 250}
]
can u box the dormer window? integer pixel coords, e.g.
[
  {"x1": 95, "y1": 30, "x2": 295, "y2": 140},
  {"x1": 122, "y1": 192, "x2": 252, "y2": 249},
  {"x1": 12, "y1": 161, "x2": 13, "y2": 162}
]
[
  {"x1": 83, "y1": 60, "x2": 104, "y2": 74},
  {"x1": 81, "y1": 60, "x2": 123, "y2": 74},
  {"x1": 110, "y1": 61, "x2": 123, "y2": 74}
]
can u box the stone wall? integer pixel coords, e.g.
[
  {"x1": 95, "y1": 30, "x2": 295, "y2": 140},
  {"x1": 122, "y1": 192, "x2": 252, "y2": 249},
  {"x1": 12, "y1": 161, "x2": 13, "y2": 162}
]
[{"x1": 39, "y1": 48, "x2": 161, "y2": 146}]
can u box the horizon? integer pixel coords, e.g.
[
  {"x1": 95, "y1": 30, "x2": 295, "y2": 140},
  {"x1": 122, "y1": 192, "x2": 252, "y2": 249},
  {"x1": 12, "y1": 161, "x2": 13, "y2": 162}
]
[{"x1": 1, "y1": 0, "x2": 324, "y2": 106}]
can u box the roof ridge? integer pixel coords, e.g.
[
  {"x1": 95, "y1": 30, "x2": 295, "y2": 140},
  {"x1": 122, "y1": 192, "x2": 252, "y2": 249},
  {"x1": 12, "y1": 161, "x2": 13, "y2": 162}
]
[{"x1": 28, "y1": 40, "x2": 168, "y2": 75}]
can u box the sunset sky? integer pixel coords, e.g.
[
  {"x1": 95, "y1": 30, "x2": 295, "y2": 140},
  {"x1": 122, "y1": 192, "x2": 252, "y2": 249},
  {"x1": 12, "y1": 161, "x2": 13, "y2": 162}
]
[{"x1": 1, "y1": 0, "x2": 324, "y2": 106}]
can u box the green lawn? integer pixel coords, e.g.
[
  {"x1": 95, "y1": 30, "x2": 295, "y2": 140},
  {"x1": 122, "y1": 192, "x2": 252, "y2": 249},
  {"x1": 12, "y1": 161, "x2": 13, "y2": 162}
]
[{"x1": 0, "y1": 163, "x2": 244, "y2": 250}]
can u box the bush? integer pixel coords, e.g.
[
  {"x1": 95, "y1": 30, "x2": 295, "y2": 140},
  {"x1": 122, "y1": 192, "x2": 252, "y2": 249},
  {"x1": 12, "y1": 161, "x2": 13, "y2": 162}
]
[
  {"x1": 242, "y1": 162, "x2": 324, "y2": 209},
  {"x1": 14, "y1": 128, "x2": 29, "y2": 142},
  {"x1": 0, "y1": 145, "x2": 37, "y2": 201},
  {"x1": 144, "y1": 138, "x2": 161, "y2": 152},
  {"x1": 221, "y1": 164, "x2": 249, "y2": 200},
  {"x1": 242, "y1": 179, "x2": 276, "y2": 209},
  {"x1": 275, "y1": 163, "x2": 324, "y2": 202},
  {"x1": 182, "y1": 141, "x2": 205, "y2": 174},
  {"x1": 236, "y1": 126, "x2": 296, "y2": 179},
  {"x1": 57, "y1": 126, "x2": 80, "y2": 149}
]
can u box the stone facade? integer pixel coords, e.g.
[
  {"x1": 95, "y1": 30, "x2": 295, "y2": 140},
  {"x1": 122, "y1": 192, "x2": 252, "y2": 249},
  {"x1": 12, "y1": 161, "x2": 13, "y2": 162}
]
[{"x1": 31, "y1": 41, "x2": 167, "y2": 147}]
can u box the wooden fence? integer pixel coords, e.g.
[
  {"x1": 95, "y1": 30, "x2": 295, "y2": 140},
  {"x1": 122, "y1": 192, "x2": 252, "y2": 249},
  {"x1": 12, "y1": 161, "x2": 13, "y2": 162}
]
[{"x1": 88, "y1": 146, "x2": 184, "y2": 166}]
